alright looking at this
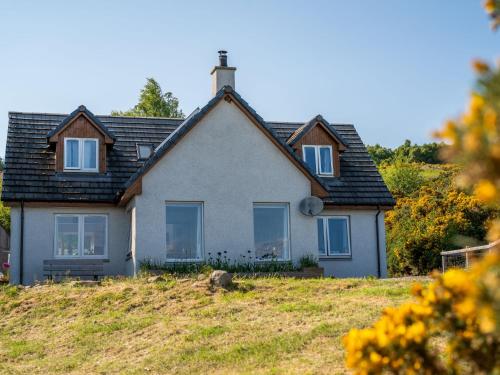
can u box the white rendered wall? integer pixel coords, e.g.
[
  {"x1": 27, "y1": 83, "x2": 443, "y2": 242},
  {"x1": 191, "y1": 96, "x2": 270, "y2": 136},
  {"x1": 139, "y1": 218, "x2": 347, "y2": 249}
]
[
  {"x1": 133, "y1": 99, "x2": 317, "y2": 269},
  {"x1": 318, "y1": 209, "x2": 388, "y2": 278},
  {"x1": 10, "y1": 206, "x2": 129, "y2": 285}
]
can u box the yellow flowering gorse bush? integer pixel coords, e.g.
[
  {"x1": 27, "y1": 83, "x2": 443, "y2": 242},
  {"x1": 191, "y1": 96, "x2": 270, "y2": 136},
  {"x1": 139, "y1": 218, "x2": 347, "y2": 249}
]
[
  {"x1": 345, "y1": 10, "x2": 500, "y2": 373},
  {"x1": 344, "y1": 251, "x2": 500, "y2": 374}
]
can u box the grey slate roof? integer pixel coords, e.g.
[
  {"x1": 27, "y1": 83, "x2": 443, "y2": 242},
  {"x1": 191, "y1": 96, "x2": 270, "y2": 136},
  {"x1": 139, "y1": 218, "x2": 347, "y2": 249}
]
[{"x1": 2, "y1": 91, "x2": 395, "y2": 207}]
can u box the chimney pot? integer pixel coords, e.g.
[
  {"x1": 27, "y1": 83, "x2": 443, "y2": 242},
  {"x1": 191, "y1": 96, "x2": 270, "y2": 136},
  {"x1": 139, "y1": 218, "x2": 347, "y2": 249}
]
[{"x1": 218, "y1": 50, "x2": 228, "y2": 67}]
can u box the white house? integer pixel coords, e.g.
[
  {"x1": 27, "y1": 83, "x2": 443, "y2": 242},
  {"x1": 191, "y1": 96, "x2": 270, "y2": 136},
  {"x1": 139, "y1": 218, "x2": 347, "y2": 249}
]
[{"x1": 2, "y1": 52, "x2": 394, "y2": 284}]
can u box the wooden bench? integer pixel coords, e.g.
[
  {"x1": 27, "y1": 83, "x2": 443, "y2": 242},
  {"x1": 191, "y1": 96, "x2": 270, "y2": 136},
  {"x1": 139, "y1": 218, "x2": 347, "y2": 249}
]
[{"x1": 43, "y1": 259, "x2": 105, "y2": 281}]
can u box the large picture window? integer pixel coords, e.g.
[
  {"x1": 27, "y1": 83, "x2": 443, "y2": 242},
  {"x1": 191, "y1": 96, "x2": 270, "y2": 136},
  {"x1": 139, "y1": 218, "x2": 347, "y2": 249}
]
[
  {"x1": 64, "y1": 138, "x2": 99, "y2": 172},
  {"x1": 302, "y1": 145, "x2": 333, "y2": 176},
  {"x1": 253, "y1": 203, "x2": 290, "y2": 261},
  {"x1": 317, "y1": 216, "x2": 351, "y2": 256},
  {"x1": 165, "y1": 202, "x2": 203, "y2": 261},
  {"x1": 55, "y1": 214, "x2": 107, "y2": 258}
]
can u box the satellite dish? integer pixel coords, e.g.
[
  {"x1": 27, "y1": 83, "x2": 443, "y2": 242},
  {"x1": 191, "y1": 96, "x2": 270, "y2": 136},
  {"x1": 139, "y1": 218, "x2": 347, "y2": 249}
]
[{"x1": 299, "y1": 196, "x2": 324, "y2": 216}]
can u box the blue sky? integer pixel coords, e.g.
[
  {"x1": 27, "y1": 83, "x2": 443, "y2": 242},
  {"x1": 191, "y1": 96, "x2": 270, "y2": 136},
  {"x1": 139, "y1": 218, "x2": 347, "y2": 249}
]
[{"x1": 0, "y1": 1, "x2": 498, "y2": 157}]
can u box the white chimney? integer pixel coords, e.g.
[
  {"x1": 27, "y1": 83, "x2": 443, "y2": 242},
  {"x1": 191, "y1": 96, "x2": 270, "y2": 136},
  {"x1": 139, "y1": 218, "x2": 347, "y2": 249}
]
[{"x1": 210, "y1": 50, "x2": 236, "y2": 96}]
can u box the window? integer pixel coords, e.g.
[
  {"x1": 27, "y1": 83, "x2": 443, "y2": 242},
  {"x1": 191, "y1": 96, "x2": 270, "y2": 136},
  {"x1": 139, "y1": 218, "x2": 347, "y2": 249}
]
[
  {"x1": 64, "y1": 138, "x2": 99, "y2": 172},
  {"x1": 253, "y1": 203, "x2": 290, "y2": 261},
  {"x1": 165, "y1": 202, "x2": 203, "y2": 261},
  {"x1": 55, "y1": 214, "x2": 107, "y2": 258},
  {"x1": 302, "y1": 145, "x2": 333, "y2": 175},
  {"x1": 136, "y1": 144, "x2": 153, "y2": 160},
  {"x1": 317, "y1": 216, "x2": 351, "y2": 256}
]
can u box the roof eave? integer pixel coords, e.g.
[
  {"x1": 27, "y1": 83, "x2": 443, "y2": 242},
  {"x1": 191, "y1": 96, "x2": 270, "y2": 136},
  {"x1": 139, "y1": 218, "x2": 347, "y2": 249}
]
[
  {"x1": 287, "y1": 115, "x2": 348, "y2": 151},
  {"x1": 46, "y1": 105, "x2": 115, "y2": 144}
]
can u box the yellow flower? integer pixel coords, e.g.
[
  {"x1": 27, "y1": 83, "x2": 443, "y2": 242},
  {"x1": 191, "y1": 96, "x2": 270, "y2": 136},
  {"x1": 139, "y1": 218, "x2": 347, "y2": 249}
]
[
  {"x1": 484, "y1": 108, "x2": 497, "y2": 131},
  {"x1": 454, "y1": 298, "x2": 475, "y2": 318},
  {"x1": 472, "y1": 59, "x2": 490, "y2": 74},
  {"x1": 464, "y1": 132, "x2": 481, "y2": 152},
  {"x1": 370, "y1": 351, "x2": 382, "y2": 364},
  {"x1": 411, "y1": 283, "x2": 423, "y2": 296},
  {"x1": 474, "y1": 179, "x2": 497, "y2": 203},
  {"x1": 478, "y1": 306, "x2": 496, "y2": 334},
  {"x1": 469, "y1": 93, "x2": 485, "y2": 114},
  {"x1": 484, "y1": 0, "x2": 497, "y2": 13}
]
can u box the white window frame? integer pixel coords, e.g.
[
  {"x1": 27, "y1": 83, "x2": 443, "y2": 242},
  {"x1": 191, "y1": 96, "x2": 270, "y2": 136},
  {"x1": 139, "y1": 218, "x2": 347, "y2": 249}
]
[
  {"x1": 317, "y1": 215, "x2": 351, "y2": 257},
  {"x1": 253, "y1": 202, "x2": 291, "y2": 262},
  {"x1": 302, "y1": 145, "x2": 334, "y2": 176},
  {"x1": 165, "y1": 202, "x2": 204, "y2": 262},
  {"x1": 54, "y1": 214, "x2": 108, "y2": 259},
  {"x1": 64, "y1": 138, "x2": 99, "y2": 172}
]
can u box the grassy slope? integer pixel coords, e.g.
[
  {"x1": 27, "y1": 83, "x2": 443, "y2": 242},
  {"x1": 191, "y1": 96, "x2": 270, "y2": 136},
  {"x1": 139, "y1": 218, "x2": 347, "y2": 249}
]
[{"x1": 0, "y1": 277, "x2": 420, "y2": 374}]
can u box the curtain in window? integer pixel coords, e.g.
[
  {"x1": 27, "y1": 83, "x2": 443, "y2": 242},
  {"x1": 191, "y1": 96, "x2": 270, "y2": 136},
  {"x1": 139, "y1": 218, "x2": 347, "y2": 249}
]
[
  {"x1": 328, "y1": 218, "x2": 349, "y2": 254},
  {"x1": 55, "y1": 216, "x2": 79, "y2": 256},
  {"x1": 303, "y1": 146, "x2": 317, "y2": 173},
  {"x1": 65, "y1": 140, "x2": 79, "y2": 168},
  {"x1": 317, "y1": 219, "x2": 326, "y2": 255},
  {"x1": 83, "y1": 216, "x2": 106, "y2": 256},
  {"x1": 83, "y1": 140, "x2": 97, "y2": 169},
  {"x1": 253, "y1": 204, "x2": 289, "y2": 260},
  {"x1": 319, "y1": 147, "x2": 333, "y2": 174},
  {"x1": 166, "y1": 203, "x2": 202, "y2": 260}
]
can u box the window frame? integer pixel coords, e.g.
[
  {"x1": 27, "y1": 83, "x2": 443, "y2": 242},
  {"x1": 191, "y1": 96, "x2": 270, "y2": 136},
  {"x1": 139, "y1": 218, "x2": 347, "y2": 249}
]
[
  {"x1": 253, "y1": 202, "x2": 291, "y2": 262},
  {"x1": 302, "y1": 145, "x2": 334, "y2": 176},
  {"x1": 64, "y1": 138, "x2": 99, "y2": 172},
  {"x1": 165, "y1": 201, "x2": 204, "y2": 262},
  {"x1": 54, "y1": 214, "x2": 108, "y2": 259},
  {"x1": 136, "y1": 143, "x2": 154, "y2": 160},
  {"x1": 317, "y1": 215, "x2": 351, "y2": 258}
]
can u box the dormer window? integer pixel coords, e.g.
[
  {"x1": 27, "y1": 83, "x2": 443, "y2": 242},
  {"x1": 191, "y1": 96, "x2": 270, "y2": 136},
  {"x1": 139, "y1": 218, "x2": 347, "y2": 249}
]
[
  {"x1": 64, "y1": 138, "x2": 99, "y2": 172},
  {"x1": 302, "y1": 145, "x2": 333, "y2": 176}
]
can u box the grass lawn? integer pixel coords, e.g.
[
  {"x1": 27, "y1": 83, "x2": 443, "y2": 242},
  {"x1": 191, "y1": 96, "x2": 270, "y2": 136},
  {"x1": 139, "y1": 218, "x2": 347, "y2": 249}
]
[{"x1": 0, "y1": 276, "x2": 422, "y2": 374}]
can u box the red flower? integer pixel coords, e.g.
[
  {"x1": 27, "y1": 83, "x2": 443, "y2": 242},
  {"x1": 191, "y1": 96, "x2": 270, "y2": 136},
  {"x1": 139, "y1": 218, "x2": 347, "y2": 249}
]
[{"x1": 2, "y1": 262, "x2": 10, "y2": 269}]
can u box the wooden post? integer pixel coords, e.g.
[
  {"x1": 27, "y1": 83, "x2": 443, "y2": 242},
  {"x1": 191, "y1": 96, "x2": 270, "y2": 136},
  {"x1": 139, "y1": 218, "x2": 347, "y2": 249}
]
[
  {"x1": 442, "y1": 255, "x2": 446, "y2": 273},
  {"x1": 465, "y1": 251, "x2": 470, "y2": 268}
]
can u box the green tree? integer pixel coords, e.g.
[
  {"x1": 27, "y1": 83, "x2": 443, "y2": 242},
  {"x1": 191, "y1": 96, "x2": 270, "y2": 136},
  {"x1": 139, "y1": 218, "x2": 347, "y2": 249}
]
[
  {"x1": 366, "y1": 144, "x2": 394, "y2": 165},
  {"x1": 367, "y1": 141, "x2": 444, "y2": 166},
  {"x1": 0, "y1": 157, "x2": 4, "y2": 171},
  {"x1": 380, "y1": 162, "x2": 425, "y2": 198},
  {"x1": 112, "y1": 78, "x2": 184, "y2": 118},
  {"x1": 393, "y1": 140, "x2": 443, "y2": 164}
]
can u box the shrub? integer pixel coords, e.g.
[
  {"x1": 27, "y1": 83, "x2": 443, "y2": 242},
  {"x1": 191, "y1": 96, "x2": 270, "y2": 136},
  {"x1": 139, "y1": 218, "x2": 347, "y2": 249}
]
[
  {"x1": 385, "y1": 167, "x2": 496, "y2": 276},
  {"x1": 380, "y1": 162, "x2": 425, "y2": 198},
  {"x1": 346, "y1": 25, "x2": 500, "y2": 374},
  {"x1": 344, "y1": 250, "x2": 500, "y2": 374},
  {"x1": 298, "y1": 254, "x2": 318, "y2": 269},
  {"x1": 139, "y1": 252, "x2": 300, "y2": 275}
]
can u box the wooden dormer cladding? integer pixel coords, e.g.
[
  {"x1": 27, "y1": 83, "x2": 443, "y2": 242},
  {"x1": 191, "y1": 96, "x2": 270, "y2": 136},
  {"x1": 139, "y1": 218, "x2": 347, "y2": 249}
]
[
  {"x1": 289, "y1": 119, "x2": 345, "y2": 177},
  {"x1": 48, "y1": 106, "x2": 114, "y2": 174}
]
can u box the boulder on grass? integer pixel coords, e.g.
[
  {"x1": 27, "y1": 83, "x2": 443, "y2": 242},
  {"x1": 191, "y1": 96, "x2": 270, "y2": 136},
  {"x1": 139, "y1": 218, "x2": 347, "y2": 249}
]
[{"x1": 209, "y1": 270, "x2": 232, "y2": 289}]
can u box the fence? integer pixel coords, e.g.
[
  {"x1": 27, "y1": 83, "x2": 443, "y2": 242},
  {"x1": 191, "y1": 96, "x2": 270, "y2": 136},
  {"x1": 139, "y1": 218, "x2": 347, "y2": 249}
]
[{"x1": 441, "y1": 240, "x2": 499, "y2": 272}]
